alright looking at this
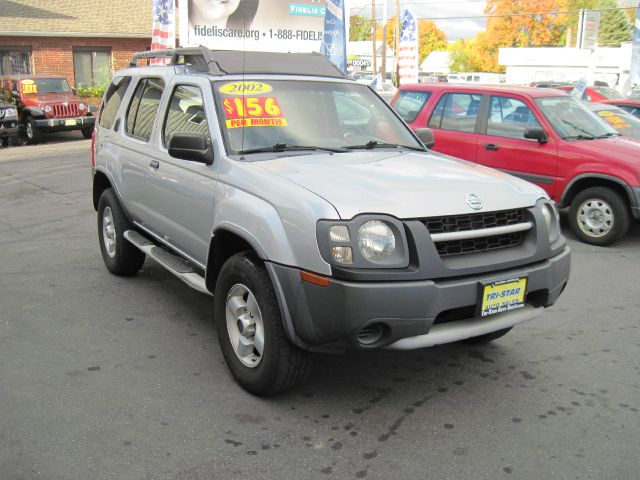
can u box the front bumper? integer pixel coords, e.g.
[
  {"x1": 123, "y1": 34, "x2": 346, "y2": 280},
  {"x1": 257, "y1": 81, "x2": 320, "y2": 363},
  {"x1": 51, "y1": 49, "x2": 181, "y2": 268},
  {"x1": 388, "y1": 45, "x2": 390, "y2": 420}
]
[
  {"x1": 33, "y1": 116, "x2": 94, "y2": 131},
  {"x1": 267, "y1": 246, "x2": 570, "y2": 352},
  {"x1": 0, "y1": 118, "x2": 19, "y2": 138}
]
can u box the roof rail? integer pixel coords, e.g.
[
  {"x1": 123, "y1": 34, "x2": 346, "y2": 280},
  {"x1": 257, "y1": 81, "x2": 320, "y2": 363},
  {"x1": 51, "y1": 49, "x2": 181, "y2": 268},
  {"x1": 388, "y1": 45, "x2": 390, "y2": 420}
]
[
  {"x1": 129, "y1": 47, "x2": 226, "y2": 74},
  {"x1": 129, "y1": 46, "x2": 347, "y2": 79}
]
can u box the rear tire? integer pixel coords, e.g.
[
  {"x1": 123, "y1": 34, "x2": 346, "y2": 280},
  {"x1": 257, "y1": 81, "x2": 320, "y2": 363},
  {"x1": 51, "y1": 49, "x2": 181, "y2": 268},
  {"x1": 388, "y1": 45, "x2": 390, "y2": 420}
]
[
  {"x1": 25, "y1": 118, "x2": 40, "y2": 145},
  {"x1": 215, "y1": 252, "x2": 311, "y2": 396},
  {"x1": 464, "y1": 327, "x2": 512, "y2": 344},
  {"x1": 97, "y1": 188, "x2": 145, "y2": 276},
  {"x1": 568, "y1": 186, "x2": 630, "y2": 246}
]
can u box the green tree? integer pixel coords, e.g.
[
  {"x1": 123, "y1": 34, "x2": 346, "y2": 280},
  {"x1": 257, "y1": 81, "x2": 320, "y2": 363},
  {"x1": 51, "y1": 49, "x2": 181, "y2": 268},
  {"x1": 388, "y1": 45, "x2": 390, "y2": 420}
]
[
  {"x1": 597, "y1": 0, "x2": 633, "y2": 46},
  {"x1": 449, "y1": 39, "x2": 483, "y2": 72},
  {"x1": 350, "y1": 15, "x2": 373, "y2": 41}
]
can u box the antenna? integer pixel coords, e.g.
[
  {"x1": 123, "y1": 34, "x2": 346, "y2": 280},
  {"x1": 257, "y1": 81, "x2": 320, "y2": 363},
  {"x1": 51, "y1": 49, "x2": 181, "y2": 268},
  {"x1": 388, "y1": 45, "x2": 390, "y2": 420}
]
[{"x1": 240, "y1": 12, "x2": 247, "y2": 154}]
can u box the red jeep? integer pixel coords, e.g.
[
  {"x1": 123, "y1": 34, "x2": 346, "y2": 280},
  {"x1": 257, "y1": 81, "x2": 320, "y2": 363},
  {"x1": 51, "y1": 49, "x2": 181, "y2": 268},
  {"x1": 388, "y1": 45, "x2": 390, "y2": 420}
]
[
  {"x1": 391, "y1": 83, "x2": 640, "y2": 245},
  {"x1": 0, "y1": 75, "x2": 95, "y2": 144}
]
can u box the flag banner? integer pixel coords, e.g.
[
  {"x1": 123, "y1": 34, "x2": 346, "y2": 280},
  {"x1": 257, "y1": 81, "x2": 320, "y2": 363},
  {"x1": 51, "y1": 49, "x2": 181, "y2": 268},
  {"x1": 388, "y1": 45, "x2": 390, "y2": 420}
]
[
  {"x1": 179, "y1": 0, "x2": 330, "y2": 53},
  {"x1": 398, "y1": 8, "x2": 419, "y2": 85},
  {"x1": 631, "y1": 3, "x2": 640, "y2": 85},
  {"x1": 151, "y1": 0, "x2": 176, "y2": 63},
  {"x1": 320, "y1": 0, "x2": 347, "y2": 73}
]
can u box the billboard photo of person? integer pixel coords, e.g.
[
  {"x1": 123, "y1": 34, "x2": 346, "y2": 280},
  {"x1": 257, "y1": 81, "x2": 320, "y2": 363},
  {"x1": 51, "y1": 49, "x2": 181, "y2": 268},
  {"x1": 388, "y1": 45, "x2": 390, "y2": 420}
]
[{"x1": 188, "y1": 0, "x2": 259, "y2": 29}]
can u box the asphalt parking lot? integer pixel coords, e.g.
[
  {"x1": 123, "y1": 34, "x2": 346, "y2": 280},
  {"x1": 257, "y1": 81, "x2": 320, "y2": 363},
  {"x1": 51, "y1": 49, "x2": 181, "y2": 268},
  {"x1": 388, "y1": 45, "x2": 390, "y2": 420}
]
[{"x1": 1, "y1": 138, "x2": 639, "y2": 480}]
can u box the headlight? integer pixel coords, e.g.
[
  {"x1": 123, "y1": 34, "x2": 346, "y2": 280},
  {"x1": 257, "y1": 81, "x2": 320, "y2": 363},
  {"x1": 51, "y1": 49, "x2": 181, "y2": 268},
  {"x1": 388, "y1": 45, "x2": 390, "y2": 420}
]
[
  {"x1": 358, "y1": 220, "x2": 396, "y2": 261},
  {"x1": 44, "y1": 105, "x2": 52, "y2": 113},
  {"x1": 318, "y1": 216, "x2": 409, "y2": 268},
  {"x1": 1, "y1": 107, "x2": 17, "y2": 118},
  {"x1": 537, "y1": 199, "x2": 560, "y2": 243}
]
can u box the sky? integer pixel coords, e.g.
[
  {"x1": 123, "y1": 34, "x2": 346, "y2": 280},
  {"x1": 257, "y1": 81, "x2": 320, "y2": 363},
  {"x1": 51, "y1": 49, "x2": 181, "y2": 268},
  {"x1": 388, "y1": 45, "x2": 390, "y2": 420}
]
[{"x1": 347, "y1": 0, "x2": 488, "y2": 41}]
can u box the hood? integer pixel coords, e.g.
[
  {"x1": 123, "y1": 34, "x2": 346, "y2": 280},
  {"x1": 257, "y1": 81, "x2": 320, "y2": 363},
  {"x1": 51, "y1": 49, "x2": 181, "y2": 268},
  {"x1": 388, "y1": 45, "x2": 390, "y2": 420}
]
[
  {"x1": 253, "y1": 150, "x2": 546, "y2": 219},
  {"x1": 26, "y1": 93, "x2": 81, "y2": 105},
  {"x1": 567, "y1": 136, "x2": 640, "y2": 167}
]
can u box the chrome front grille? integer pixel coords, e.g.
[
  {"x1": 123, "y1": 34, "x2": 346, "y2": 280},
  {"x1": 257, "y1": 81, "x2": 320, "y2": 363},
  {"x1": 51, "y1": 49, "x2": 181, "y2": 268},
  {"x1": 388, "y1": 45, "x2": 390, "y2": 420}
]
[
  {"x1": 52, "y1": 103, "x2": 80, "y2": 118},
  {"x1": 422, "y1": 208, "x2": 529, "y2": 257}
]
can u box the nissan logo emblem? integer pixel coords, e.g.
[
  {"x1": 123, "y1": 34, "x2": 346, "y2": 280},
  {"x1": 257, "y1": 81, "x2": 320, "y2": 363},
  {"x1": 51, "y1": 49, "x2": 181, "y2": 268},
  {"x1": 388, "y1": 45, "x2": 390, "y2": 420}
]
[{"x1": 466, "y1": 193, "x2": 483, "y2": 210}]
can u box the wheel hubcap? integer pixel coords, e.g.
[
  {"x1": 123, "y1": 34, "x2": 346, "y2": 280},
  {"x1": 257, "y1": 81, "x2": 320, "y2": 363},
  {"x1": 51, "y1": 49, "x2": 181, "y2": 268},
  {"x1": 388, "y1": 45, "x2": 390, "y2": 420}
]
[
  {"x1": 26, "y1": 123, "x2": 33, "y2": 139},
  {"x1": 226, "y1": 284, "x2": 264, "y2": 368},
  {"x1": 102, "y1": 206, "x2": 116, "y2": 258},
  {"x1": 577, "y1": 198, "x2": 614, "y2": 238}
]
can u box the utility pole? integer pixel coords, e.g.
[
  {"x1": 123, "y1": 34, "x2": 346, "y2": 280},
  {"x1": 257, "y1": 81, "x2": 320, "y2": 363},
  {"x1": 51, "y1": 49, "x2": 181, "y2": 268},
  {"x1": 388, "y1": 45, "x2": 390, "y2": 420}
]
[
  {"x1": 395, "y1": 0, "x2": 400, "y2": 86},
  {"x1": 372, "y1": 0, "x2": 377, "y2": 75},
  {"x1": 381, "y1": 0, "x2": 387, "y2": 81}
]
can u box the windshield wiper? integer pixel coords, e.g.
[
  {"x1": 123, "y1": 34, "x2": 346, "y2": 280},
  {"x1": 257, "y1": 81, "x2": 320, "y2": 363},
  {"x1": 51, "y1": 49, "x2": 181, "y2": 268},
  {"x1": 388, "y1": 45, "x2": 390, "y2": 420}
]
[
  {"x1": 345, "y1": 140, "x2": 425, "y2": 151},
  {"x1": 238, "y1": 143, "x2": 346, "y2": 154},
  {"x1": 562, "y1": 134, "x2": 596, "y2": 140},
  {"x1": 561, "y1": 119, "x2": 596, "y2": 139},
  {"x1": 595, "y1": 132, "x2": 620, "y2": 139}
]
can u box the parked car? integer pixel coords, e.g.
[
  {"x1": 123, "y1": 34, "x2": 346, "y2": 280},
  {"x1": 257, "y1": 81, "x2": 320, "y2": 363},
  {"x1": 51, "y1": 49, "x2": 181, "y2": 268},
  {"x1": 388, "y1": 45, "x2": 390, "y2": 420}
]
[
  {"x1": 587, "y1": 102, "x2": 640, "y2": 140},
  {"x1": 597, "y1": 99, "x2": 640, "y2": 119},
  {"x1": 0, "y1": 99, "x2": 19, "y2": 147},
  {"x1": 0, "y1": 75, "x2": 95, "y2": 144},
  {"x1": 391, "y1": 83, "x2": 640, "y2": 245},
  {"x1": 92, "y1": 47, "x2": 569, "y2": 395},
  {"x1": 529, "y1": 82, "x2": 572, "y2": 89},
  {"x1": 554, "y1": 84, "x2": 625, "y2": 102}
]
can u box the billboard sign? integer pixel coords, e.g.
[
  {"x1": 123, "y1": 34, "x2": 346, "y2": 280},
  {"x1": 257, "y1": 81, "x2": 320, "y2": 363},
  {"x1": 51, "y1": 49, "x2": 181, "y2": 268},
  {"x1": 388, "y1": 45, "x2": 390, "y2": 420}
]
[{"x1": 179, "y1": 0, "x2": 330, "y2": 53}]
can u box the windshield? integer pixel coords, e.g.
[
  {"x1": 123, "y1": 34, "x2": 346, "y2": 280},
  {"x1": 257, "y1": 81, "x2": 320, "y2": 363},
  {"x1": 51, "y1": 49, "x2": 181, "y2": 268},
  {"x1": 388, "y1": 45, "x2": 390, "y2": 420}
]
[
  {"x1": 213, "y1": 79, "x2": 423, "y2": 155},
  {"x1": 535, "y1": 96, "x2": 617, "y2": 140},
  {"x1": 593, "y1": 87, "x2": 624, "y2": 100},
  {"x1": 591, "y1": 106, "x2": 640, "y2": 140},
  {"x1": 21, "y1": 78, "x2": 72, "y2": 95}
]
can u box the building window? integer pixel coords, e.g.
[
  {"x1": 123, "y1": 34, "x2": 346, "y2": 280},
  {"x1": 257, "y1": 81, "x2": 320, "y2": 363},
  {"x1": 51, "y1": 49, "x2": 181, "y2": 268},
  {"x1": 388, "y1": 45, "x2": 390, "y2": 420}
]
[
  {"x1": 73, "y1": 48, "x2": 112, "y2": 88},
  {"x1": 0, "y1": 47, "x2": 31, "y2": 75}
]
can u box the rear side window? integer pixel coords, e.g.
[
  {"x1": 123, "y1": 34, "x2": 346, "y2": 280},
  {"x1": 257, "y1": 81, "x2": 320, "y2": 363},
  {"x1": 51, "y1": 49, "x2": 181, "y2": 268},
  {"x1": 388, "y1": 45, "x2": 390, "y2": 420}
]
[
  {"x1": 98, "y1": 76, "x2": 131, "y2": 129},
  {"x1": 163, "y1": 85, "x2": 211, "y2": 147},
  {"x1": 429, "y1": 93, "x2": 482, "y2": 133},
  {"x1": 126, "y1": 78, "x2": 165, "y2": 141},
  {"x1": 392, "y1": 90, "x2": 431, "y2": 123}
]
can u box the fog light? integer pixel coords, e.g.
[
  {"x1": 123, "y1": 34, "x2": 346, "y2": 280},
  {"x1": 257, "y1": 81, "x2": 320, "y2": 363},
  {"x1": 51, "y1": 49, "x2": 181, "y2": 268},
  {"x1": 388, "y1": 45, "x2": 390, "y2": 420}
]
[{"x1": 332, "y1": 246, "x2": 353, "y2": 264}]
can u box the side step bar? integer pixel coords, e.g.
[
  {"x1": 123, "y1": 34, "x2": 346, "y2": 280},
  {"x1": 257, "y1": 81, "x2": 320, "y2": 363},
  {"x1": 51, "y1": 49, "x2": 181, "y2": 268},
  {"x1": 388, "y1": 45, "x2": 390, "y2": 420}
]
[{"x1": 124, "y1": 230, "x2": 212, "y2": 296}]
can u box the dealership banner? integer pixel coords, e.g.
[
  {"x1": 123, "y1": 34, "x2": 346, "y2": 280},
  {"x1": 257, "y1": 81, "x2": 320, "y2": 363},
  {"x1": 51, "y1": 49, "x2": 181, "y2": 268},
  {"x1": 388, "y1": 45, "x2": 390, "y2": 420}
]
[
  {"x1": 179, "y1": 0, "x2": 330, "y2": 53},
  {"x1": 631, "y1": 2, "x2": 640, "y2": 85},
  {"x1": 398, "y1": 8, "x2": 419, "y2": 85},
  {"x1": 320, "y1": 0, "x2": 347, "y2": 72}
]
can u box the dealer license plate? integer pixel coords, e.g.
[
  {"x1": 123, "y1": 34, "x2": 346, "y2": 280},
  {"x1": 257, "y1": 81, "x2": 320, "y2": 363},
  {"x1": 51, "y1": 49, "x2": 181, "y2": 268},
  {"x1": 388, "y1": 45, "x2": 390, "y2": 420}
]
[
  {"x1": 479, "y1": 277, "x2": 527, "y2": 318},
  {"x1": 65, "y1": 119, "x2": 77, "y2": 126}
]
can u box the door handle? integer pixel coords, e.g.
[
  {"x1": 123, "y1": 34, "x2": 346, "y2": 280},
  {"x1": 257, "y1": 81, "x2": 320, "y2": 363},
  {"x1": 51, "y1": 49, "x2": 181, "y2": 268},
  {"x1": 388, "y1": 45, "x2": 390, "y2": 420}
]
[
  {"x1": 113, "y1": 118, "x2": 121, "y2": 132},
  {"x1": 484, "y1": 144, "x2": 499, "y2": 151},
  {"x1": 149, "y1": 160, "x2": 160, "y2": 169}
]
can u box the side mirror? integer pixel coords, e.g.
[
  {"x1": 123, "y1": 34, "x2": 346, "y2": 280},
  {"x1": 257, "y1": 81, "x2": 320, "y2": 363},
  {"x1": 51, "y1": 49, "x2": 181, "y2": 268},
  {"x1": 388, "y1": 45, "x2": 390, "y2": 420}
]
[
  {"x1": 524, "y1": 127, "x2": 548, "y2": 144},
  {"x1": 415, "y1": 128, "x2": 435, "y2": 148},
  {"x1": 167, "y1": 133, "x2": 213, "y2": 165}
]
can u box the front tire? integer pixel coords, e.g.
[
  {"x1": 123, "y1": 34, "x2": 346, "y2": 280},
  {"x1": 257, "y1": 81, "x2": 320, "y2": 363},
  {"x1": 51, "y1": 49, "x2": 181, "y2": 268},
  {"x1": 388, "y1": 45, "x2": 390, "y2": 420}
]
[
  {"x1": 568, "y1": 187, "x2": 630, "y2": 246},
  {"x1": 25, "y1": 118, "x2": 41, "y2": 144},
  {"x1": 215, "y1": 252, "x2": 311, "y2": 396},
  {"x1": 97, "y1": 188, "x2": 145, "y2": 276}
]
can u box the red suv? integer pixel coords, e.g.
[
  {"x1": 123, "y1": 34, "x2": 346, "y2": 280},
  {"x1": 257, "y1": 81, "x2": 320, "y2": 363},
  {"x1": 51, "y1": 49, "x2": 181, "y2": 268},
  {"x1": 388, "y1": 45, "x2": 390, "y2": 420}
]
[
  {"x1": 0, "y1": 75, "x2": 95, "y2": 144},
  {"x1": 391, "y1": 83, "x2": 640, "y2": 245}
]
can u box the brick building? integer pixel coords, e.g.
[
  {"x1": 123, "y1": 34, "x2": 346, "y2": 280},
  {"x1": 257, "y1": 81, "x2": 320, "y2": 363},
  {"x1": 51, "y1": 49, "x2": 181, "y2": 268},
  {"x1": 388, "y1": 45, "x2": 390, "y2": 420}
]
[{"x1": 0, "y1": 0, "x2": 153, "y2": 88}]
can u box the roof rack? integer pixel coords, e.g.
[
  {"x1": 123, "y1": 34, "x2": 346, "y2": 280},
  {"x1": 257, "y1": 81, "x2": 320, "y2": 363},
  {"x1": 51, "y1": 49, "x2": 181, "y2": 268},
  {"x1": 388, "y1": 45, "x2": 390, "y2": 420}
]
[{"x1": 129, "y1": 46, "x2": 347, "y2": 79}]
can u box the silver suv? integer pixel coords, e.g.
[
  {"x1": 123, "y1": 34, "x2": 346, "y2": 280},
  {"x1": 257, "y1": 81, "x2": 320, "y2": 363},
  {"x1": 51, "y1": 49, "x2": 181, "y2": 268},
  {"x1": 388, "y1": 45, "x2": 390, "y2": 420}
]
[{"x1": 92, "y1": 47, "x2": 570, "y2": 395}]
